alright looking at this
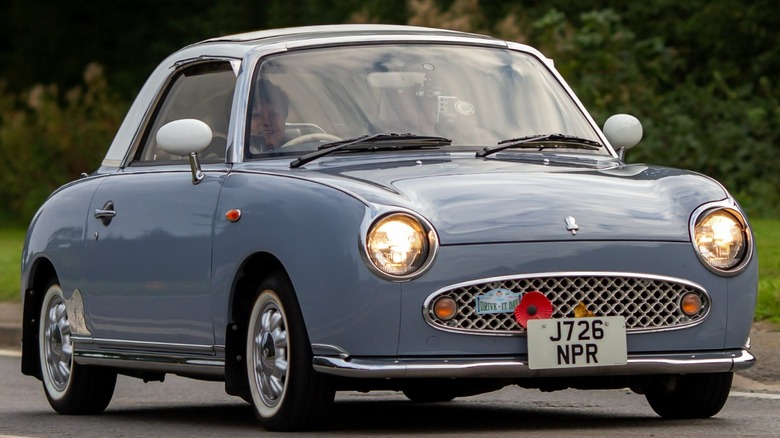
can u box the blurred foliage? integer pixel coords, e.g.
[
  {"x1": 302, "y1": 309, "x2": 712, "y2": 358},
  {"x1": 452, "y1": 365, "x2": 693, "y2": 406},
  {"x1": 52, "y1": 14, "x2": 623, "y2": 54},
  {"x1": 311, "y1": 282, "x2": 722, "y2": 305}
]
[
  {"x1": 0, "y1": 64, "x2": 126, "y2": 224},
  {"x1": 1, "y1": 0, "x2": 779, "y2": 225}
]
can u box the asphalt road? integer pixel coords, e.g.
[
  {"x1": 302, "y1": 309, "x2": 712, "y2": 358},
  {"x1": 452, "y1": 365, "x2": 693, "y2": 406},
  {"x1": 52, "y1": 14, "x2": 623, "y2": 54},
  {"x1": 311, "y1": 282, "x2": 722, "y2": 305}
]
[{"x1": 2, "y1": 351, "x2": 780, "y2": 438}]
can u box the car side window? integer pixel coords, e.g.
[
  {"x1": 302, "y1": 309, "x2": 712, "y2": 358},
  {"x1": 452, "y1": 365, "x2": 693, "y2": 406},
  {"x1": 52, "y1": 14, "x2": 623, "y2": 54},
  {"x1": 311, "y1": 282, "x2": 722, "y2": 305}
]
[{"x1": 134, "y1": 62, "x2": 237, "y2": 163}]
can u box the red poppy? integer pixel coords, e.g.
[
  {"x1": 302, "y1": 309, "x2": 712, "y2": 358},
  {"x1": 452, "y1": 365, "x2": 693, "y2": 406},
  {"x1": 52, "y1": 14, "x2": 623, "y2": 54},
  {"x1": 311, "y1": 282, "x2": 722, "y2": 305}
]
[{"x1": 514, "y1": 291, "x2": 553, "y2": 328}]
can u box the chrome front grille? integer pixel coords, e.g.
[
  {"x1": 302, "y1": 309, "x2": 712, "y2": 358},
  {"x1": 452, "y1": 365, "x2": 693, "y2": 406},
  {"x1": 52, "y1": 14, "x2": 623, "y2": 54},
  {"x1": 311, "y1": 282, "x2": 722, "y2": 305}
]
[{"x1": 423, "y1": 273, "x2": 709, "y2": 335}]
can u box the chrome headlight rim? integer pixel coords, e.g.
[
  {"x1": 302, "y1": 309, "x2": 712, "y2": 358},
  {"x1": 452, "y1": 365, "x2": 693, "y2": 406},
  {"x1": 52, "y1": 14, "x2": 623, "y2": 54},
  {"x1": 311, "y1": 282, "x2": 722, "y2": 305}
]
[
  {"x1": 361, "y1": 210, "x2": 439, "y2": 282},
  {"x1": 689, "y1": 200, "x2": 752, "y2": 277}
]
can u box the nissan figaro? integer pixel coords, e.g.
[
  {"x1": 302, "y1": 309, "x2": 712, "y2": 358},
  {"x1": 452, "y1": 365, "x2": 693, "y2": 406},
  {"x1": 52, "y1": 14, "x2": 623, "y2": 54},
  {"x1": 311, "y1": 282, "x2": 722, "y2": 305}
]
[{"x1": 21, "y1": 24, "x2": 756, "y2": 431}]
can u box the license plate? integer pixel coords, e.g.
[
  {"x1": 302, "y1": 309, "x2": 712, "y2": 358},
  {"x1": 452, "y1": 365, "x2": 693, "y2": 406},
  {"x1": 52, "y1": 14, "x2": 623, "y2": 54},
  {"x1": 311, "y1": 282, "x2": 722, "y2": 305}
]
[{"x1": 527, "y1": 316, "x2": 627, "y2": 370}]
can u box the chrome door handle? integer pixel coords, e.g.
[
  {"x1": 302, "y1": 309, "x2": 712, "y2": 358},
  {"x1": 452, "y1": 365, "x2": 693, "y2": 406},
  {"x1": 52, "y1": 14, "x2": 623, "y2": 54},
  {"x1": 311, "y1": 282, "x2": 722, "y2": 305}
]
[
  {"x1": 94, "y1": 209, "x2": 116, "y2": 218},
  {"x1": 94, "y1": 201, "x2": 116, "y2": 226}
]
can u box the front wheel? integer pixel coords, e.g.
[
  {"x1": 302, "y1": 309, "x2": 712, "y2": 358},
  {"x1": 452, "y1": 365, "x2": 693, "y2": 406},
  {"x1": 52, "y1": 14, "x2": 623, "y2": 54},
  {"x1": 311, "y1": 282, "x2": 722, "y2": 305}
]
[
  {"x1": 644, "y1": 372, "x2": 733, "y2": 419},
  {"x1": 245, "y1": 273, "x2": 334, "y2": 431},
  {"x1": 39, "y1": 282, "x2": 117, "y2": 414}
]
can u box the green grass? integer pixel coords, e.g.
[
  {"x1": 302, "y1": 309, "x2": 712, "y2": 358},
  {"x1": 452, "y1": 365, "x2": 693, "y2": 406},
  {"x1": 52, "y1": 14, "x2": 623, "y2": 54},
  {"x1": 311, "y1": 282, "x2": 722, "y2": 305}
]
[
  {"x1": 1, "y1": 221, "x2": 779, "y2": 324},
  {"x1": 753, "y1": 219, "x2": 780, "y2": 325},
  {"x1": 0, "y1": 228, "x2": 24, "y2": 302}
]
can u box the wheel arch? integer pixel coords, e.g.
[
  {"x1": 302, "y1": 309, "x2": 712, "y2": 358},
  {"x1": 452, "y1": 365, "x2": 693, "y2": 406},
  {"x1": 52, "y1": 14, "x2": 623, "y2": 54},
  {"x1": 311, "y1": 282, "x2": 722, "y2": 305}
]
[
  {"x1": 21, "y1": 257, "x2": 58, "y2": 379},
  {"x1": 224, "y1": 251, "x2": 300, "y2": 400}
]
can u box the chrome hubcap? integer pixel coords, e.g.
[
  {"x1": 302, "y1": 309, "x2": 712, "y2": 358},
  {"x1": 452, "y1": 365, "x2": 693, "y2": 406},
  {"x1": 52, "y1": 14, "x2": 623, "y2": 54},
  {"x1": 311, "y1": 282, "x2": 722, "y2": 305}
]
[
  {"x1": 252, "y1": 301, "x2": 288, "y2": 407},
  {"x1": 44, "y1": 295, "x2": 72, "y2": 392}
]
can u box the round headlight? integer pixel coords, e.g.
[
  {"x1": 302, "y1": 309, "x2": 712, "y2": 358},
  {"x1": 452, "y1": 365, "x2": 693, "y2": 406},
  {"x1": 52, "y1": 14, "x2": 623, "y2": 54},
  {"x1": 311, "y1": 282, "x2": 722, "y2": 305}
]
[
  {"x1": 365, "y1": 213, "x2": 436, "y2": 279},
  {"x1": 692, "y1": 208, "x2": 749, "y2": 272}
]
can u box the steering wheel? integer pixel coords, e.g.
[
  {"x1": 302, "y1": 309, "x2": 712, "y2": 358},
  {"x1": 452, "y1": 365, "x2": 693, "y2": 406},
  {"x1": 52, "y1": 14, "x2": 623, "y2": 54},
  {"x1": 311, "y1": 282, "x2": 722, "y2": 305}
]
[{"x1": 281, "y1": 133, "x2": 342, "y2": 148}]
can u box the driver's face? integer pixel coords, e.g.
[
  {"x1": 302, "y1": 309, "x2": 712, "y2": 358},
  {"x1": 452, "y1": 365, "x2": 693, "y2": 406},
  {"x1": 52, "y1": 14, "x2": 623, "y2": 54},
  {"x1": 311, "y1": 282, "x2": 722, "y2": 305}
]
[{"x1": 251, "y1": 101, "x2": 286, "y2": 149}]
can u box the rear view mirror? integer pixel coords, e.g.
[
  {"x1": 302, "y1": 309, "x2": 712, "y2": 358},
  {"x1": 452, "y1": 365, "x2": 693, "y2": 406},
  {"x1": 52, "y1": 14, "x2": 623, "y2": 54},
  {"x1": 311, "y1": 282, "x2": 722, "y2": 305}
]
[
  {"x1": 156, "y1": 119, "x2": 213, "y2": 184},
  {"x1": 156, "y1": 119, "x2": 213, "y2": 156},
  {"x1": 367, "y1": 72, "x2": 426, "y2": 88},
  {"x1": 603, "y1": 114, "x2": 642, "y2": 160}
]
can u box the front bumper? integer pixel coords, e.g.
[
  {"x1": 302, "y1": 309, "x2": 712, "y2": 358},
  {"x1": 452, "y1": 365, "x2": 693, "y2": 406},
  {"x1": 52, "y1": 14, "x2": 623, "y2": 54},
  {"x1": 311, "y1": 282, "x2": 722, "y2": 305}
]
[{"x1": 313, "y1": 348, "x2": 754, "y2": 379}]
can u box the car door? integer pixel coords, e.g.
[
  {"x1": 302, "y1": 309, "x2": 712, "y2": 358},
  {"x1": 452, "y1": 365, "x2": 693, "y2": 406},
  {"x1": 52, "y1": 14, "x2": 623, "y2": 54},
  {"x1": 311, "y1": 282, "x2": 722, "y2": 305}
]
[
  {"x1": 82, "y1": 60, "x2": 237, "y2": 349},
  {"x1": 84, "y1": 169, "x2": 224, "y2": 347}
]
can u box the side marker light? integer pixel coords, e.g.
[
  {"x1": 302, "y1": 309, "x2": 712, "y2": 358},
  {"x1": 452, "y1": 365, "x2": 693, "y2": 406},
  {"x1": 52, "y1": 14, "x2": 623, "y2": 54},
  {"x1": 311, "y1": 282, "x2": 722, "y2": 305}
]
[{"x1": 225, "y1": 209, "x2": 242, "y2": 222}]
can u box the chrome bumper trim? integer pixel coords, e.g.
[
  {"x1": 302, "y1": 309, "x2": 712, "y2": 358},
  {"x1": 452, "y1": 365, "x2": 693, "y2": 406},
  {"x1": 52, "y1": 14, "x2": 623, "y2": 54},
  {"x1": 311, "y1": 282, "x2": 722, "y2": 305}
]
[{"x1": 313, "y1": 349, "x2": 755, "y2": 379}]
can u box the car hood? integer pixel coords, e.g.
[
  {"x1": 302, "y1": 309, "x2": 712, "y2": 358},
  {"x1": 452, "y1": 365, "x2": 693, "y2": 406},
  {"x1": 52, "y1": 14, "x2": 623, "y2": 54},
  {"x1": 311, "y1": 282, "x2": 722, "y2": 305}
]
[{"x1": 293, "y1": 154, "x2": 729, "y2": 245}]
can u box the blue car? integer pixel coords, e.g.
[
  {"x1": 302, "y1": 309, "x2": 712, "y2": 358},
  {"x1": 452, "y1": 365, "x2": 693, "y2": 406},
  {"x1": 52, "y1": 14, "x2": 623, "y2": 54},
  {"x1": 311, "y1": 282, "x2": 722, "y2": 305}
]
[{"x1": 20, "y1": 25, "x2": 757, "y2": 431}]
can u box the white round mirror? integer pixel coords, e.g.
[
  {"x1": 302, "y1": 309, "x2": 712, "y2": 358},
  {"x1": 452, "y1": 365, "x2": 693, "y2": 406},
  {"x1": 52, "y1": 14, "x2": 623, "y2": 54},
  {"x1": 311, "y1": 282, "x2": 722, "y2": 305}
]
[
  {"x1": 603, "y1": 114, "x2": 643, "y2": 151},
  {"x1": 156, "y1": 119, "x2": 213, "y2": 156}
]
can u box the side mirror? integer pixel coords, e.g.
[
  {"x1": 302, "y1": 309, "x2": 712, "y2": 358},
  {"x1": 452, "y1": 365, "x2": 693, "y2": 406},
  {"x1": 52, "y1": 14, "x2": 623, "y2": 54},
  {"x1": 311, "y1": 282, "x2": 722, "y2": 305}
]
[
  {"x1": 156, "y1": 119, "x2": 213, "y2": 185},
  {"x1": 603, "y1": 114, "x2": 643, "y2": 160},
  {"x1": 156, "y1": 119, "x2": 213, "y2": 156}
]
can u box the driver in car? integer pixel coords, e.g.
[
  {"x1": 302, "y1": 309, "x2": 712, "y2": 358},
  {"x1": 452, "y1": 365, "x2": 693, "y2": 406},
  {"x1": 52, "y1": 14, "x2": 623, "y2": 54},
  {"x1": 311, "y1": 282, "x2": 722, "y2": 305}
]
[{"x1": 248, "y1": 80, "x2": 290, "y2": 156}]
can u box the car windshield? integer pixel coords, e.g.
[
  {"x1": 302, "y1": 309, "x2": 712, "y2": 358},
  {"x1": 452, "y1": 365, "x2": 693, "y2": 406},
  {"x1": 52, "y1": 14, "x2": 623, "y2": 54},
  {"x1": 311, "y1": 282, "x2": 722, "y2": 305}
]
[{"x1": 245, "y1": 44, "x2": 605, "y2": 158}]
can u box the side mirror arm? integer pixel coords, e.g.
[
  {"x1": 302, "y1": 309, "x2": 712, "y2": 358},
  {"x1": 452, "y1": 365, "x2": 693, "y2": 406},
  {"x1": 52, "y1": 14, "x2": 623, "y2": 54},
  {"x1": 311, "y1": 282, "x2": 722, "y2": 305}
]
[{"x1": 188, "y1": 152, "x2": 205, "y2": 184}]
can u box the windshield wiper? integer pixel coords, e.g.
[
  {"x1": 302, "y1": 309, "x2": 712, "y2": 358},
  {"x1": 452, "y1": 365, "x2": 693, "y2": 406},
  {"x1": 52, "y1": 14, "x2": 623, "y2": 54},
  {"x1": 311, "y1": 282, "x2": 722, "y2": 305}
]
[
  {"x1": 290, "y1": 133, "x2": 451, "y2": 168},
  {"x1": 476, "y1": 134, "x2": 602, "y2": 158}
]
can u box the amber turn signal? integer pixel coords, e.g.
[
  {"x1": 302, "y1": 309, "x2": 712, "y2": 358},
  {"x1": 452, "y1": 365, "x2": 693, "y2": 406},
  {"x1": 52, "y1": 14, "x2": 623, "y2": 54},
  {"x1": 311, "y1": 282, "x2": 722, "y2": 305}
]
[
  {"x1": 680, "y1": 293, "x2": 703, "y2": 316},
  {"x1": 433, "y1": 297, "x2": 458, "y2": 321}
]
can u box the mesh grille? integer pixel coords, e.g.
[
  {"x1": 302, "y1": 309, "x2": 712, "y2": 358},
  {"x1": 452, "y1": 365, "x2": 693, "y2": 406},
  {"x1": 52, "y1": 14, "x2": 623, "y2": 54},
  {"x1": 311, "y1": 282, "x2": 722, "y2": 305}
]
[{"x1": 424, "y1": 274, "x2": 708, "y2": 335}]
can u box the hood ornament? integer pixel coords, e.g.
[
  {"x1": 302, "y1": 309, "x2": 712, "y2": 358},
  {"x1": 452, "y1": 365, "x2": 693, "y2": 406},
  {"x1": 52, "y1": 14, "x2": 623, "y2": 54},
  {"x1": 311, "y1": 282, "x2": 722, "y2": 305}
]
[{"x1": 565, "y1": 216, "x2": 579, "y2": 235}]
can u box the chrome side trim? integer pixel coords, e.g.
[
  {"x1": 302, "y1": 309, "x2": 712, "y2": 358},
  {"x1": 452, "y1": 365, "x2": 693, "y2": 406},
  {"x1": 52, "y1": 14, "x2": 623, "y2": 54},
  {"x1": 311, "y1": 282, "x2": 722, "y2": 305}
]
[
  {"x1": 313, "y1": 349, "x2": 754, "y2": 379},
  {"x1": 71, "y1": 337, "x2": 225, "y2": 377},
  {"x1": 75, "y1": 350, "x2": 225, "y2": 377},
  {"x1": 72, "y1": 336, "x2": 217, "y2": 354}
]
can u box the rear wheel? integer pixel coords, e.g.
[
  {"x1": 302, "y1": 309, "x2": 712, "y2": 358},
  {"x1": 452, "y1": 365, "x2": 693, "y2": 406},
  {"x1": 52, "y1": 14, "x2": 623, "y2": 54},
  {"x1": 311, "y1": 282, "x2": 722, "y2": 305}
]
[
  {"x1": 39, "y1": 282, "x2": 116, "y2": 414},
  {"x1": 644, "y1": 372, "x2": 733, "y2": 419},
  {"x1": 245, "y1": 272, "x2": 334, "y2": 431}
]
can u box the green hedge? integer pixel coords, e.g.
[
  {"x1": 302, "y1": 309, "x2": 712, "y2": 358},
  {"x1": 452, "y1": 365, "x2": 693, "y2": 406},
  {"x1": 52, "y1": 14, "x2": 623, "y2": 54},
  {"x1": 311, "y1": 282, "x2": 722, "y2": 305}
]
[{"x1": 0, "y1": 64, "x2": 126, "y2": 225}]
